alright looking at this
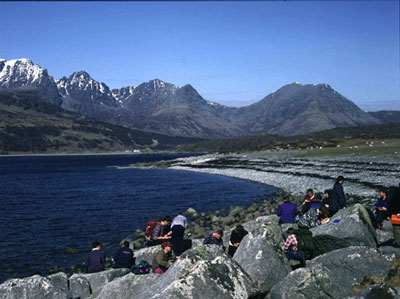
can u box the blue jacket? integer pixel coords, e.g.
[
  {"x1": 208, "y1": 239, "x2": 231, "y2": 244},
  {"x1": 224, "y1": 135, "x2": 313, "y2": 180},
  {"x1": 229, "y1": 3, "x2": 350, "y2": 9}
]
[
  {"x1": 330, "y1": 183, "x2": 346, "y2": 212},
  {"x1": 277, "y1": 202, "x2": 298, "y2": 223},
  {"x1": 113, "y1": 245, "x2": 134, "y2": 268},
  {"x1": 85, "y1": 249, "x2": 105, "y2": 273},
  {"x1": 376, "y1": 197, "x2": 389, "y2": 209},
  {"x1": 203, "y1": 233, "x2": 224, "y2": 247}
]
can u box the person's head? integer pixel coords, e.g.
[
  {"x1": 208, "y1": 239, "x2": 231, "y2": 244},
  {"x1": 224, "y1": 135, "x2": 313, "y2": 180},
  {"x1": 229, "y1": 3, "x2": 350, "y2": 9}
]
[
  {"x1": 161, "y1": 241, "x2": 172, "y2": 252},
  {"x1": 92, "y1": 241, "x2": 101, "y2": 249},
  {"x1": 161, "y1": 216, "x2": 171, "y2": 225},
  {"x1": 287, "y1": 227, "x2": 295, "y2": 235},
  {"x1": 324, "y1": 190, "x2": 331, "y2": 198},
  {"x1": 336, "y1": 176, "x2": 345, "y2": 184},
  {"x1": 123, "y1": 241, "x2": 130, "y2": 248},
  {"x1": 235, "y1": 225, "x2": 245, "y2": 234},
  {"x1": 307, "y1": 189, "x2": 313, "y2": 196},
  {"x1": 379, "y1": 188, "x2": 387, "y2": 198},
  {"x1": 214, "y1": 230, "x2": 223, "y2": 239},
  {"x1": 283, "y1": 197, "x2": 291, "y2": 203},
  {"x1": 177, "y1": 212, "x2": 183, "y2": 216}
]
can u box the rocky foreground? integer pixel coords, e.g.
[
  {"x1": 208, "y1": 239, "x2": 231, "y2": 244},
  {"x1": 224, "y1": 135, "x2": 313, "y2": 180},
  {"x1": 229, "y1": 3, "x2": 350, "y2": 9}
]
[
  {"x1": 2, "y1": 152, "x2": 400, "y2": 298},
  {"x1": 2, "y1": 202, "x2": 400, "y2": 299}
]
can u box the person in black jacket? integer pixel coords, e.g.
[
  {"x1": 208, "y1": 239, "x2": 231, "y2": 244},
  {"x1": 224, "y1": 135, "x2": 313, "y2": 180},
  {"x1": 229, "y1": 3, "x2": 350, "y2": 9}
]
[
  {"x1": 228, "y1": 225, "x2": 248, "y2": 257},
  {"x1": 388, "y1": 185, "x2": 400, "y2": 247},
  {"x1": 85, "y1": 241, "x2": 105, "y2": 273},
  {"x1": 329, "y1": 176, "x2": 346, "y2": 216},
  {"x1": 113, "y1": 241, "x2": 135, "y2": 269}
]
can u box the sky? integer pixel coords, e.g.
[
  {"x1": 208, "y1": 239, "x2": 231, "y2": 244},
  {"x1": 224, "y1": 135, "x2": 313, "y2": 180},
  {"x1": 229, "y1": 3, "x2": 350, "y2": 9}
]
[{"x1": 0, "y1": 1, "x2": 399, "y2": 111}]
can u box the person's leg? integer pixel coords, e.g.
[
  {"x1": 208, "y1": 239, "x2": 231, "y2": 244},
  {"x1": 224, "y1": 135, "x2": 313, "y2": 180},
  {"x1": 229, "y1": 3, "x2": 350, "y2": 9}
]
[
  {"x1": 228, "y1": 245, "x2": 237, "y2": 257},
  {"x1": 172, "y1": 225, "x2": 185, "y2": 256}
]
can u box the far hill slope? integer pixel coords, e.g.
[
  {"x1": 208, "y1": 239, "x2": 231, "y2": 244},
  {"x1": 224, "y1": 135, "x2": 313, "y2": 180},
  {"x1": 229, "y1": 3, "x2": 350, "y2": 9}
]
[
  {"x1": 177, "y1": 123, "x2": 400, "y2": 153},
  {"x1": 368, "y1": 110, "x2": 400, "y2": 124},
  {"x1": 227, "y1": 83, "x2": 381, "y2": 136},
  {"x1": 0, "y1": 89, "x2": 203, "y2": 154}
]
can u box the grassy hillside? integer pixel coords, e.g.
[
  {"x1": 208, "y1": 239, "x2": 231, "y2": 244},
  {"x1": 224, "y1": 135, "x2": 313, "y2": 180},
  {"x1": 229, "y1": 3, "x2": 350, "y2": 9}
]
[
  {"x1": 177, "y1": 123, "x2": 400, "y2": 154},
  {"x1": 0, "y1": 90, "x2": 203, "y2": 155}
]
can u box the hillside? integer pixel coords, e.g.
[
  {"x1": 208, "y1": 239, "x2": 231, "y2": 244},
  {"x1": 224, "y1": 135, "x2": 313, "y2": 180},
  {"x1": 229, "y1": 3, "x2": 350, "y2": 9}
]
[
  {"x1": 0, "y1": 89, "x2": 203, "y2": 155},
  {"x1": 177, "y1": 123, "x2": 400, "y2": 153}
]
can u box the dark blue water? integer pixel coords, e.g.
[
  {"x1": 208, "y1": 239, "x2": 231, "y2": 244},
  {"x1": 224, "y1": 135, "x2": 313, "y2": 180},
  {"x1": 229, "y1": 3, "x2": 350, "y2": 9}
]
[{"x1": 0, "y1": 154, "x2": 274, "y2": 282}]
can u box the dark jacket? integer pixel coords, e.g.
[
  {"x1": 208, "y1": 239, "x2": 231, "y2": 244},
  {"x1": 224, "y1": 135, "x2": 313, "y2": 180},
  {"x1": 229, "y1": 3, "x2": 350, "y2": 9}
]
[
  {"x1": 203, "y1": 233, "x2": 224, "y2": 247},
  {"x1": 113, "y1": 245, "x2": 134, "y2": 268},
  {"x1": 85, "y1": 249, "x2": 105, "y2": 273},
  {"x1": 376, "y1": 197, "x2": 389, "y2": 210},
  {"x1": 277, "y1": 202, "x2": 298, "y2": 223},
  {"x1": 388, "y1": 187, "x2": 400, "y2": 215},
  {"x1": 229, "y1": 229, "x2": 248, "y2": 245},
  {"x1": 330, "y1": 183, "x2": 346, "y2": 212}
]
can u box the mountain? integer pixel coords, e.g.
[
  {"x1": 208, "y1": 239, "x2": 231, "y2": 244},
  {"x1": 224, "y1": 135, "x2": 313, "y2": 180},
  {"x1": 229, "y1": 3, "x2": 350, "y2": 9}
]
[
  {"x1": 112, "y1": 79, "x2": 245, "y2": 139},
  {"x1": 0, "y1": 59, "x2": 384, "y2": 139},
  {"x1": 0, "y1": 58, "x2": 62, "y2": 106},
  {"x1": 368, "y1": 111, "x2": 400, "y2": 124},
  {"x1": 55, "y1": 71, "x2": 126, "y2": 126},
  {"x1": 226, "y1": 82, "x2": 381, "y2": 136},
  {"x1": 0, "y1": 89, "x2": 202, "y2": 154}
]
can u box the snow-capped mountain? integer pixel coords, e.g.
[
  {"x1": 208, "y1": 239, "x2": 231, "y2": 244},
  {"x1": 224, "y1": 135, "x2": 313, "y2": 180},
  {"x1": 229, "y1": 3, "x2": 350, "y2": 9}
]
[
  {"x1": 0, "y1": 58, "x2": 384, "y2": 139},
  {"x1": 56, "y1": 71, "x2": 121, "y2": 120},
  {"x1": 0, "y1": 58, "x2": 62, "y2": 106}
]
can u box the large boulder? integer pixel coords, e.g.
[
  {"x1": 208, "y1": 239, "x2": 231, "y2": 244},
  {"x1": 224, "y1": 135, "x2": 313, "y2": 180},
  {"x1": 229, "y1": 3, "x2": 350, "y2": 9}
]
[
  {"x1": 135, "y1": 245, "x2": 257, "y2": 299},
  {"x1": 377, "y1": 220, "x2": 394, "y2": 245},
  {"x1": 133, "y1": 245, "x2": 161, "y2": 265},
  {"x1": 47, "y1": 272, "x2": 70, "y2": 294},
  {"x1": 233, "y1": 224, "x2": 291, "y2": 294},
  {"x1": 310, "y1": 204, "x2": 377, "y2": 252},
  {"x1": 96, "y1": 273, "x2": 159, "y2": 299},
  {"x1": 0, "y1": 275, "x2": 70, "y2": 299},
  {"x1": 268, "y1": 246, "x2": 393, "y2": 299},
  {"x1": 69, "y1": 268, "x2": 129, "y2": 298},
  {"x1": 353, "y1": 284, "x2": 400, "y2": 299}
]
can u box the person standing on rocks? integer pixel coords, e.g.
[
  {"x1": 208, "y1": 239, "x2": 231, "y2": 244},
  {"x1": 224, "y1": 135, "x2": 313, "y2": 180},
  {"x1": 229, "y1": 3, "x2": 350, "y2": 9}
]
[
  {"x1": 228, "y1": 225, "x2": 248, "y2": 257},
  {"x1": 329, "y1": 176, "x2": 346, "y2": 216},
  {"x1": 152, "y1": 241, "x2": 176, "y2": 274},
  {"x1": 112, "y1": 241, "x2": 135, "y2": 269},
  {"x1": 203, "y1": 230, "x2": 225, "y2": 250},
  {"x1": 85, "y1": 241, "x2": 105, "y2": 273},
  {"x1": 171, "y1": 212, "x2": 188, "y2": 257},
  {"x1": 277, "y1": 198, "x2": 298, "y2": 224}
]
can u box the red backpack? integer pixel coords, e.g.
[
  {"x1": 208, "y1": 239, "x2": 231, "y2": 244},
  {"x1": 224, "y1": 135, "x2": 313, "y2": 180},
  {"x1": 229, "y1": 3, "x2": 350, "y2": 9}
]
[{"x1": 145, "y1": 221, "x2": 157, "y2": 240}]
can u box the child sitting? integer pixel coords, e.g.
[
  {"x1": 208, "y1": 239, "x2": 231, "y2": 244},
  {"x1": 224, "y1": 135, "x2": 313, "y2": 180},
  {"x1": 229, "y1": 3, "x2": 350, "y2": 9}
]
[{"x1": 283, "y1": 228, "x2": 304, "y2": 266}]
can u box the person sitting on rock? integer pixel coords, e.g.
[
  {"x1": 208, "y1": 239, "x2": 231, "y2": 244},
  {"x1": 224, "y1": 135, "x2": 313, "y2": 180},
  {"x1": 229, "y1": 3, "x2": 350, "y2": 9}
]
[
  {"x1": 388, "y1": 184, "x2": 400, "y2": 247},
  {"x1": 203, "y1": 229, "x2": 225, "y2": 250},
  {"x1": 301, "y1": 189, "x2": 316, "y2": 214},
  {"x1": 323, "y1": 189, "x2": 332, "y2": 209},
  {"x1": 329, "y1": 176, "x2": 346, "y2": 216},
  {"x1": 318, "y1": 205, "x2": 330, "y2": 224},
  {"x1": 152, "y1": 241, "x2": 176, "y2": 274},
  {"x1": 228, "y1": 225, "x2": 248, "y2": 257},
  {"x1": 277, "y1": 198, "x2": 298, "y2": 224},
  {"x1": 112, "y1": 241, "x2": 135, "y2": 269},
  {"x1": 85, "y1": 241, "x2": 105, "y2": 273},
  {"x1": 171, "y1": 212, "x2": 188, "y2": 257},
  {"x1": 148, "y1": 217, "x2": 171, "y2": 246},
  {"x1": 375, "y1": 188, "x2": 389, "y2": 229},
  {"x1": 309, "y1": 194, "x2": 323, "y2": 210},
  {"x1": 283, "y1": 228, "x2": 304, "y2": 267}
]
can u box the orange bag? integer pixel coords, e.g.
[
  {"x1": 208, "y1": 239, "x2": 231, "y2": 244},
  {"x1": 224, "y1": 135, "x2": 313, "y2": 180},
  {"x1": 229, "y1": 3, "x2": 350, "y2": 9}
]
[{"x1": 391, "y1": 215, "x2": 400, "y2": 225}]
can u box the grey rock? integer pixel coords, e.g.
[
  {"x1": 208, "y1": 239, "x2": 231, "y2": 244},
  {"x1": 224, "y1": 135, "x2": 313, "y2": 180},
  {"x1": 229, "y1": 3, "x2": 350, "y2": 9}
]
[
  {"x1": 185, "y1": 207, "x2": 197, "y2": 214},
  {"x1": 256, "y1": 214, "x2": 279, "y2": 224},
  {"x1": 96, "y1": 273, "x2": 159, "y2": 299},
  {"x1": 268, "y1": 246, "x2": 393, "y2": 299},
  {"x1": 69, "y1": 269, "x2": 129, "y2": 298},
  {"x1": 310, "y1": 204, "x2": 377, "y2": 253},
  {"x1": 133, "y1": 245, "x2": 161, "y2": 265},
  {"x1": 0, "y1": 275, "x2": 70, "y2": 299},
  {"x1": 136, "y1": 245, "x2": 257, "y2": 299},
  {"x1": 378, "y1": 246, "x2": 400, "y2": 261},
  {"x1": 68, "y1": 274, "x2": 91, "y2": 299},
  {"x1": 211, "y1": 215, "x2": 219, "y2": 222},
  {"x1": 234, "y1": 224, "x2": 291, "y2": 294},
  {"x1": 354, "y1": 284, "x2": 400, "y2": 299},
  {"x1": 47, "y1": 272, "x2": 69, "y2": 293}
]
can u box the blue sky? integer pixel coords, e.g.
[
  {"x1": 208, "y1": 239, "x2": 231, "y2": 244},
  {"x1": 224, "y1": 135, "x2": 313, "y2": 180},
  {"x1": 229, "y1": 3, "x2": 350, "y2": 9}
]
[{"x1": 0, "y1": 1, "x2": 399, "y2": 111}]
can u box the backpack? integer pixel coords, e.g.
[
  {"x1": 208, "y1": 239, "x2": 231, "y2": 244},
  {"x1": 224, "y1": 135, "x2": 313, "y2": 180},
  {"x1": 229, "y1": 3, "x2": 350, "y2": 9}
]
[
  {"x1": 145, "y1": 221, "x2": 157, "y2": 240},
  {"x1": 131, "y1": 260, "x2": 151, "y2": 275},
  {"x1": 294, "y1": 228, "x2": 316, "y2": 252}
]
